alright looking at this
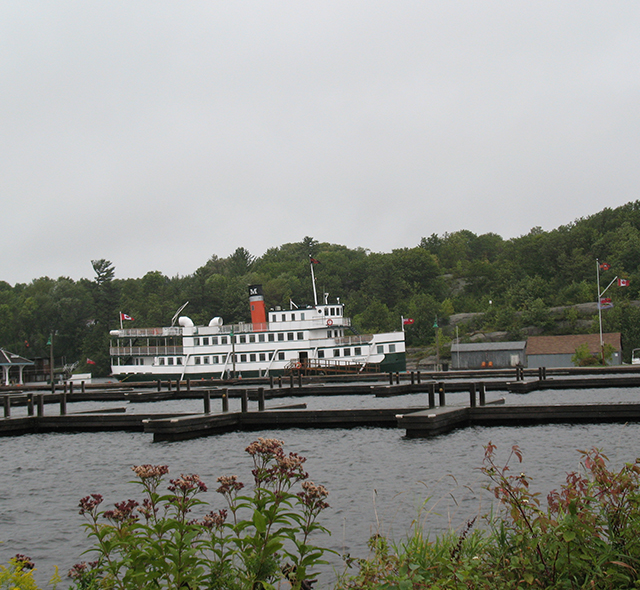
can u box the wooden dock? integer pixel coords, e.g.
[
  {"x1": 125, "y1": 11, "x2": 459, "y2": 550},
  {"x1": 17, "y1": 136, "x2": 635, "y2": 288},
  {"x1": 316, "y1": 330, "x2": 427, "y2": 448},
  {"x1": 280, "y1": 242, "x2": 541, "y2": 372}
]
[
  {"x1": 3, "y1": 368, "x2": 640, "y2": 441},
  {"x1": 397, "y1": 402, "x2": 640, "y2": 438}
]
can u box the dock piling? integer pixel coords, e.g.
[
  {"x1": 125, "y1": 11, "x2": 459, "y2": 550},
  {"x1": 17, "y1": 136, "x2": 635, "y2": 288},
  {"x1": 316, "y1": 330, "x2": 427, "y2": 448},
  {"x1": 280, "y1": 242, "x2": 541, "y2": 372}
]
[
  {"x1": 240, "y1": 390, "x2": 248, "y2": 413},
  {"x1": 3, "y1": 396, "x2": 10, "y2": 418},
  {"x1": 389, "y1": 372, "x2": 393, "y2": 385},
  {"x1": 469, "y1": 383, "x2": 476, "y2": 407},
  {"x1": 203, "y1": 390, "x2": 211, "y2": 414},
  {"x1": 289, "y1": 374, "x2": 294, "y2": 389},
  {"x1": 27, "y1": 396, "x2": 34, "y2": 416},
  {"x1": 157, "y1": 380, "x2": 162, "y2": 392},
  {"x1": 222, "y1": 390, "x2": 229, "y2": 413},
  {"x1": 176, "y1": 380, "x2": 181, "y2": 393},
  {"x1": 186, "y1": 379, "x2": 191, "y2": 392},
  {"x1": 298, "y1": 373, "x2": 302, "y2": 388},
  {"x1": 258, "y1": 387, "x2": 265, "y2": 411},
  {"x1": 395, "y1": 372, "x2": 400, "y2": 385},
  {"x1": 60, "y1": 392, "x2": 67, "y2": 416},
  {"x1": 428, "y1": 383, "x2": 435, "y2": 408},
  {"x1": 479, "y1": 382, "x2": 486, "y2": 406},
  {"x1": 438, "y1": 382, "x2": 446, "y2": 406},
  {"x1": 69, "y1": 382, "x2": 73, "y2": 395},
  {"x1": 36, "y1": 394, "x2": 44, "y2": 417},
  {"x1": 81, "y1": 381, "x2": 86, "y2": 394},
  {"x1": 269, "y1": 375, "x2": 274, "y2": 389},
  {"x1": 417, "y1": 371, "x2": 421, "y2": 384}
]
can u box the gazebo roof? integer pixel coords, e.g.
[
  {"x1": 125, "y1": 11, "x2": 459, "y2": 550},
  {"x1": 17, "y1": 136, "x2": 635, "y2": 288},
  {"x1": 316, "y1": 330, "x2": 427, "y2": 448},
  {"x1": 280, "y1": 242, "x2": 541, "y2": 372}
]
[{"x1": 0, "y1": 349, "x2": 34, "y2": 367}]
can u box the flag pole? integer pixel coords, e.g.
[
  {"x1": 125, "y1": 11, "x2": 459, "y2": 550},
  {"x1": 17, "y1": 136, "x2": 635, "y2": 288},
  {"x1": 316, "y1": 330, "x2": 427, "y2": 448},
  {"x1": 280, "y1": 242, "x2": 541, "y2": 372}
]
[
  {"x1": 119, "y1": 311, "x2": 123, "y2": 330},
  {"x1": 310, "y1": 257, "x2": 318, "y2": 306}
]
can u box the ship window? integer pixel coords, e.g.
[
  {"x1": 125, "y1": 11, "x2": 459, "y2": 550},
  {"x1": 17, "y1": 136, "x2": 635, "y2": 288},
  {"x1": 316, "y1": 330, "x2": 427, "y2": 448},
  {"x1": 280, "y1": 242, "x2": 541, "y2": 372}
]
[
  {"x1": 203, "y1": 356, "x2": 210, "y2": 364},
  {"x1": 269, "y1": 352, "x2": 275, "y2": 360},
  {"x1": 259, "y1": 353, "x2": 266, "y2": 361},
  {"x1": 344, "y1": 348, "x2": 350, "y2": 356},
  {"x1": 159, "y1": 358, "x2": 165, "y2": 365},
  {"x1": 318, "y1": 350, "x2": 325, "y2": 358},
  {"x1": 239, "y1": 335, "x2": 246, "y2": 343},
  {"x1": 195, "y1": 357, "x2": 201, "y2": 365},
  {"x1": 291, "y1": 313, "x2": 295, "y2": 321},
  {"x1": 212, "y1": 356, "x2": 219, "y2": 364},
  {"x1": 278, "y1": 352, "x2": 285, "y2": 360},
  {"x1": 168, "y1": 358, "x2": 174, "y2": 365},
  {"x1": 240, "y1": 354, "x2": 247, "y2": 362},
  {"x1": 259, "y1": 334, "x2": 265, "y2": 342},
  {"x1": 330, "y1": 307, "x2": 335, "y2": 315},
  {"x1": 297, "y1": 332, "x2": 303, "y2": 340},
  {"x1": 281, "y1": 314, "x2": 286, "y2": 321},
  {"x1": 287, "y1": 332, "x2": 294, "y2": 341},
  {"x1": 334, "y1": 330, "x2": 339, "y2": 337},
  {"x1": 327, "y1": 330, "x2": 332, "y2": 338},
  {"x1": 194, "y1": 338, "x2": 200, "y2": 346},
  {"x1": 301, "y1": 313, "x2": 305, "y2": 320},
  {"x1": 333, "y1": 349, "x2": 340, "y2": 357},
  {"x1": 212, "y1": 337, "x2": 218, "y2": 345},
  {"x1": 177, "y1": 358, "x2": 182, "y2": 365},
  {"x1": 249, "y1": 335, "x2": 255, "y2": 343},
  {"x1": 221, "y1": 337, "x2": 227, "y2": 344},
  {"x1": 268, "y1": 334, "x2": 275, "y2": 342},
  {"x1": 203, "y1": 338, "x2": 209, "y2": 345},
  {"x1": 278, "y1": 333, "x2": 284, "y2": 341},
  {"x1": 324, "y1": 308, "x2": 329, "y2": 316},
  {"x1": 355, "y1": 347, "x2": 361, "y2": 355},
  {"x1": 389, "y1": 344, "x2": 396, "y2": 353},
  {"x1": 377, "y1": 345, "x2": 384, "y2": 354},
  {"x1": 250, "y1": 353, "x2": 256, "y2": 362}
]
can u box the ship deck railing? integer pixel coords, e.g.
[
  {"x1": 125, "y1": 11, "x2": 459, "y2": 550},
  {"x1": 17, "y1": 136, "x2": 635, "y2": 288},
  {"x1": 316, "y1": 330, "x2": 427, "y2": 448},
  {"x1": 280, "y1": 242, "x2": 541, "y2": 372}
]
[
  {"x1": 110, "y1": 346, "x2": 184, "y2": 356},
  {"x1": 284, "y1": 358, "x2": 381, "y2": 376}
]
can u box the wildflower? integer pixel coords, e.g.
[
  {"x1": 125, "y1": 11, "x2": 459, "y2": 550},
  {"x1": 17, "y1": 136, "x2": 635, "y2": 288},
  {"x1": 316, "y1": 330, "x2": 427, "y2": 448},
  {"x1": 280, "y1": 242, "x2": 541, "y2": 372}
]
[
  {"x1": 245, "y1": 437, "x2": 284, "y2": 457},
  {"x1": 13, "y1": 554, "x2": 34, "y2": 570},
  {"x1": 297, "y1": 481, "x2": 329, "y2": 512},
  {"x1": 104, "y1": 499, "x2": 140, "y2": 522},
  {"x1": 132, "y1": 464, "x2": 169, "y2": 479},
  {"x1": 216, "y1": 475, "x2": 244, "y2": 495},
  {"x1": 168, "y1": 474, "x2": 208, "y2": 493},
  {"x1": 79, "y1": 493, "x2": 103, "y2": 515},
  {"x1": 202, "y1": 509, "x2": 228, "y2": 529}
]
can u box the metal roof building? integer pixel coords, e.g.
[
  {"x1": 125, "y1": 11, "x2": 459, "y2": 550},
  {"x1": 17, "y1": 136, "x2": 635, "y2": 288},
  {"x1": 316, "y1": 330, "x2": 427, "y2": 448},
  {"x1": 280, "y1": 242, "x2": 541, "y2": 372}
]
[
  {"x1": 451, "y1": 341, "x2": 526, "y2": 370},
  {"x1": 0, "y1": 349, "x2": 34, "y2": 385},
  {"x1": 526, "y1": 333, "x2": 622, "y2": 368}
]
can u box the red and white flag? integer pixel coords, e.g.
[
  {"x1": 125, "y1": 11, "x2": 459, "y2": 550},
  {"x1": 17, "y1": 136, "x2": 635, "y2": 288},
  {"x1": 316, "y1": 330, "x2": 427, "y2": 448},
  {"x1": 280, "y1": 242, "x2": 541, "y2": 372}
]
[
  {"x1": 618, "y1": 278, "x2": 630, "y2": 287},
  {"x1": 403, "y1": 318, "x2": 415, "y2": 325},
  {"x1": 599, "y1": 262, "x2": 611, "y2": 270},
  {"x1": 120, "y1": 312, "x2": 134, "y2": 321},
  {"x1": 86, "y1": 358, "x2": 96, "y2": 365}
]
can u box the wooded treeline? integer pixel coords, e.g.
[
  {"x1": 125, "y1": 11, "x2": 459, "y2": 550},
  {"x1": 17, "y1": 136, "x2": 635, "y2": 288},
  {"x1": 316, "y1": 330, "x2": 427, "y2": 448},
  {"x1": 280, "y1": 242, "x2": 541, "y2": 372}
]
[{"x1": 3, "y1": 202, "x2": 640, "y2": 376}]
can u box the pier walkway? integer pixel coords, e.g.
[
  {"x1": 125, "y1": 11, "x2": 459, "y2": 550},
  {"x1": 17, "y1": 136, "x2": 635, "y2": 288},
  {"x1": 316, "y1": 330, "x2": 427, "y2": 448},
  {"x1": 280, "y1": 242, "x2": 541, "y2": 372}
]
[{"x1": 2, "y1": 367, "x2": 640, "y2": 441}]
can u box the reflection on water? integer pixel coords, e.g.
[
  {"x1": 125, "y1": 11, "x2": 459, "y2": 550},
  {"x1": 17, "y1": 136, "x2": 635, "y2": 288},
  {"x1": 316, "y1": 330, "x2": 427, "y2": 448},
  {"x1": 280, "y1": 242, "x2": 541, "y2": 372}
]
[{"x1": 1, "y1": 386, "x2": 640, "y2": 587}]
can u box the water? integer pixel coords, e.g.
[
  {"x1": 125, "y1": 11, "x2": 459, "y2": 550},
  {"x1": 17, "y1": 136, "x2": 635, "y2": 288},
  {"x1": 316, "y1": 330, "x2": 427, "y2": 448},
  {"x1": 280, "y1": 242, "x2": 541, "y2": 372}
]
[{"x1": 1, "y1": 386, "x2": 640, "y2": 588}]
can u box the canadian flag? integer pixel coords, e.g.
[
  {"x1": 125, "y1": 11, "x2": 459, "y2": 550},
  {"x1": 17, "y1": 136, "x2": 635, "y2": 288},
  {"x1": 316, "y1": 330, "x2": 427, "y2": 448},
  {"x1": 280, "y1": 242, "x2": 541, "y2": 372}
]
[
  {"x1": 403, "y1": 318, "x2": 414, "y2": 325},
  {"x1": 120, "y1": 312, "x2": 134, "y2": 321},
  {"x1": 618, "y1": 278, "x2": 630, "y2": 287},
  {"x1": 86, "y1": 358, "x2": 96, "y2": 365}
]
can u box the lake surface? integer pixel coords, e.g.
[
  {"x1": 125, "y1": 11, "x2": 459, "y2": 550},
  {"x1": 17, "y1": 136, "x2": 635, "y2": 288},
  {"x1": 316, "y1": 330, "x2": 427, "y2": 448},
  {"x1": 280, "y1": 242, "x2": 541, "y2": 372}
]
[{"x1": 1, "y1": 385, "x2": 640, "y2": 588}]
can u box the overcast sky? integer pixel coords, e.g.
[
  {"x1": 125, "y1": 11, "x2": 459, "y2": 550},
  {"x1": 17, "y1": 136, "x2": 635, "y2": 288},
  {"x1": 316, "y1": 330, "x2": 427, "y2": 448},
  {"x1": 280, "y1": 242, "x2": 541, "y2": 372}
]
[{"x1": 2, "y1": 1, "x2": 639, "y2": 285}]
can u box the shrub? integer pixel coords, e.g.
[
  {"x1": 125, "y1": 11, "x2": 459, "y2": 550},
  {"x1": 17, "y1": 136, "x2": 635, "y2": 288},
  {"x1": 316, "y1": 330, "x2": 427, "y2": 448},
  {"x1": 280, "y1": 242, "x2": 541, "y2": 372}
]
[
  {"x1": 70, "y1": 438, "x2": 332, "y2": 590},
  {"x1": 337, "y1": 444, "x2": 640, "y2": 589}
]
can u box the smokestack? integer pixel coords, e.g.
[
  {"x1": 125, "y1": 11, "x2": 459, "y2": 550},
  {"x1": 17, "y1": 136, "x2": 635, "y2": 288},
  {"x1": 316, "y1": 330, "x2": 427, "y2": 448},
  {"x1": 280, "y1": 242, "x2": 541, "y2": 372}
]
[{"x1": 248, "y1": 285, "x2": 267, "y2": 325}]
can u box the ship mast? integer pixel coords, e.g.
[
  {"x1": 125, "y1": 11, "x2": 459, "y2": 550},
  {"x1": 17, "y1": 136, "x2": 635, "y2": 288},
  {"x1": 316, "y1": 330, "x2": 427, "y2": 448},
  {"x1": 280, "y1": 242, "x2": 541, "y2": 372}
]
[{"x1": 309, "y1": 256, "x2": 319, "y2": 306}]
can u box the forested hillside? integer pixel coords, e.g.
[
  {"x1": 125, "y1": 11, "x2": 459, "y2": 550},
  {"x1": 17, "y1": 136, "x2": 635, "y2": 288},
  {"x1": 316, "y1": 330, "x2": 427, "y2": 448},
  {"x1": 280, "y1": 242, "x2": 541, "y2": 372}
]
[{"x1": 3, "y1": 202, "x2": 640, "y2": 376}]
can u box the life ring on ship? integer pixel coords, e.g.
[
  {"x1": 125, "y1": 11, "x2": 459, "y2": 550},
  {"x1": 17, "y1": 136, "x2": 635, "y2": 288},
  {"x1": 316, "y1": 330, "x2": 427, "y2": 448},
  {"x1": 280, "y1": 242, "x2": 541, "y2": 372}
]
[
  {"x1": 293, "y1": 361, "x2": 302, "y2": 369},
  {"x1": 326, "y1": 319, "x2": 333, "y2": 326}
]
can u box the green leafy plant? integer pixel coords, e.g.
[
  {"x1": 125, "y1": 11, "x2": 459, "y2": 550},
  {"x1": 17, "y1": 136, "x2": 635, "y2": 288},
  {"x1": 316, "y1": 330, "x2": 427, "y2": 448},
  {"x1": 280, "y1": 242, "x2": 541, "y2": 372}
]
[
  {"x1": 0, "y1": 555, "x2": 60, "y2": 590},
  {"x1": 337, "y1": 444, "x2": 640, "y2": 589},
  {"x1": 70, "y1": 438, "x2": 333, "y2": 590}
]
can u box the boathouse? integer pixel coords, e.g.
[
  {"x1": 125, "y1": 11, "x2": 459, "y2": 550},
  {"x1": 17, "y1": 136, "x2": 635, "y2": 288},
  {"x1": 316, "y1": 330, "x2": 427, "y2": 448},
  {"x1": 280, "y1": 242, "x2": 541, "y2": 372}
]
[
  {"x1": 0, "y1": 349, "x2": 34, "y2": 385},
  {"x1": 526, "y1": 333, "x2": 622, "y2": 368},
  {"x1": 450, "y1": 341, "x2": 526, "y2": 370}
]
